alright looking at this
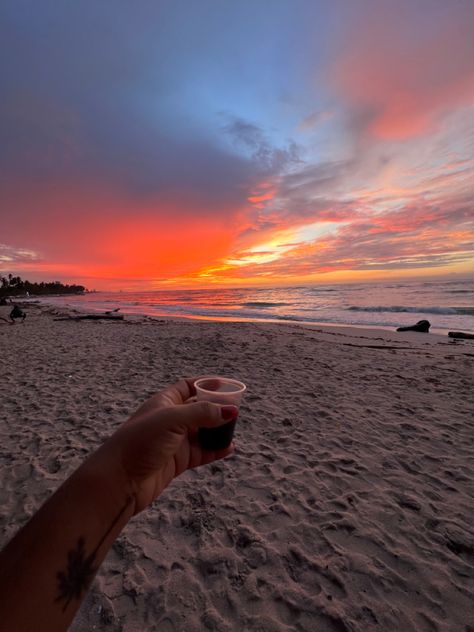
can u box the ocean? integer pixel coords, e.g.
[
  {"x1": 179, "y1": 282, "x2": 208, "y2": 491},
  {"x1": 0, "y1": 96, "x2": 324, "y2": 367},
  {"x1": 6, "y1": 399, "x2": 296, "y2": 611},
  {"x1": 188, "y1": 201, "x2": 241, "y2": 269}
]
[{"x1": 34, "y1": 278, "x2": 474, "y2": 334}]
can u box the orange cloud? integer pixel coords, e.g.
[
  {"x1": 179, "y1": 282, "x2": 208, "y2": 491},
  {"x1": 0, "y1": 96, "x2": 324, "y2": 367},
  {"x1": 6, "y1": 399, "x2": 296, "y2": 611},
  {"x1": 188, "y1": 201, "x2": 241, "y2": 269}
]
[
  {"x1": 247, "y1": 182, "x2": 277, "y2": 210},
  {"x1": 0, "y1": 181, "x2": 241, "y2": 288},
  {"x1": 177, "y1": 185, "x2": 474, "y2": 285},
  {"x1": 247, "y1": 192, "x2": 275, "y2": 204}
]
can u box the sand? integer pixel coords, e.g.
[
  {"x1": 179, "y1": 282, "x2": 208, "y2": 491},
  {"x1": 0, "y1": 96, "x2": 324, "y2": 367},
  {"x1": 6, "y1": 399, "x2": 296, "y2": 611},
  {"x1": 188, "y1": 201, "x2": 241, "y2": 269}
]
[{"x1": 0, "y1": 303, "x2": 473, "y2": 631}]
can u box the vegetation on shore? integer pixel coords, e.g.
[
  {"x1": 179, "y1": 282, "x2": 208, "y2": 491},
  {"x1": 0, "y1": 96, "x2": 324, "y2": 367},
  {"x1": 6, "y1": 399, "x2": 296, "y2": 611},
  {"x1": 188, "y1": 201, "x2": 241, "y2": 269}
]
[{"x1": 0, "y1": 274, "x2": 86, "y2": 297}]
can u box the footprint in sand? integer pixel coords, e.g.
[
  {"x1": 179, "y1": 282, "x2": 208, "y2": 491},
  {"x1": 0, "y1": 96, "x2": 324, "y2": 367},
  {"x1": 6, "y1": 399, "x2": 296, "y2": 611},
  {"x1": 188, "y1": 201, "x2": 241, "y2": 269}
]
[{"x1": 158, "y1": 617, "x2": 177, "y2": 632}]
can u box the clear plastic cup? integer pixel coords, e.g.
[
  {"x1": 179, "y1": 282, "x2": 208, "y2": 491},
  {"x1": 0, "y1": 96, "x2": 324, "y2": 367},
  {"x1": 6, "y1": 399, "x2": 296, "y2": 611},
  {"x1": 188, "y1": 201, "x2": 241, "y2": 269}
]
[{"x1": 195, "y1": 377, "x2": 246, "y2": 450}]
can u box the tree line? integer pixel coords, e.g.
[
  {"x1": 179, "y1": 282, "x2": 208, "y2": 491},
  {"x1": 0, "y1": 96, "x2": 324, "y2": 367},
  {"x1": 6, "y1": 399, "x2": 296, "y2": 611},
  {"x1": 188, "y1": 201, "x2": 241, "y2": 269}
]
[{"x1": 0, "y1": 274, "x2": 86, "y2": 297}]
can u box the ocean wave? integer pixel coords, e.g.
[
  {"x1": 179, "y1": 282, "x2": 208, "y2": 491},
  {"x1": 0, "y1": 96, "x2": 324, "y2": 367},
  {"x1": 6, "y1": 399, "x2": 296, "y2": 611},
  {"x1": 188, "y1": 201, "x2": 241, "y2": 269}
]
[
  {"x1": 305, "y1": 287, "x2": 337, "y2": 293},
  {"x1": 154, "y1": 303, "x2": 307, "y2": 321},
  {"x1": 242, "y1": 301, "x2": 291, "y2": 308},
  {"x1": 347, "y1": 305, "x2": 474, "y2": 315}
]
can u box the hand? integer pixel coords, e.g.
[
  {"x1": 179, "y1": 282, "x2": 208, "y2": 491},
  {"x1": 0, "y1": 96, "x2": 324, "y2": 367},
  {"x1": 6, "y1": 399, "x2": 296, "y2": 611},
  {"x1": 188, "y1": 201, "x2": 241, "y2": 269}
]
[{"x1": 94, "y1": 378, "x2": 237, "y2": 514}]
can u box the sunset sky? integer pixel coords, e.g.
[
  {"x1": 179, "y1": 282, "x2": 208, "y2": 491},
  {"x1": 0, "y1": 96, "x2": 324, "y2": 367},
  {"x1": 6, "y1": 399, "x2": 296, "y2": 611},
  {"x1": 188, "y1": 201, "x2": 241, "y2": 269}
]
[{"x1": 0, "y1": 0, "x2": 473, "y2": 289}]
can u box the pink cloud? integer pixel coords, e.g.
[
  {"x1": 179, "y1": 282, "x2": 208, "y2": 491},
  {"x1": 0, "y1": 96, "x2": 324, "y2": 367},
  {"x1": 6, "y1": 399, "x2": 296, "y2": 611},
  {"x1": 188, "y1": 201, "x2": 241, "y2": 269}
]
[{"x1": 331, "y1": 4, "x2": 474, "y2": 140}]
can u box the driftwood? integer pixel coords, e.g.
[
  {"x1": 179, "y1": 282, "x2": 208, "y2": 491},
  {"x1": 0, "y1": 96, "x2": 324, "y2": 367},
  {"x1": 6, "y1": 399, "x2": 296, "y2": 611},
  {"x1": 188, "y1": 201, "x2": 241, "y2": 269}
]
[
  {"x1": 54, "y1": 314, "x2": 124, "y2": 322},
  {"x1": 448, "y1": 331, "x2": 474, "y2": 340},
  {"x1": 396, "y1": 320, "x2": 430, "y2": 333},
  {"x1": 341, "y1": 343, "x2": 414, "y2": 350}
]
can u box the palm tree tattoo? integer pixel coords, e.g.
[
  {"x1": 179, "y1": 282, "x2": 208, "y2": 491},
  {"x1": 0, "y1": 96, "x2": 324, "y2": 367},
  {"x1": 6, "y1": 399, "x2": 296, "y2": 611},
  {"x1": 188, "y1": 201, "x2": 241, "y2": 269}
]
[{"x1": 55, "y1": 496, "x2": 133, "y2": 611}]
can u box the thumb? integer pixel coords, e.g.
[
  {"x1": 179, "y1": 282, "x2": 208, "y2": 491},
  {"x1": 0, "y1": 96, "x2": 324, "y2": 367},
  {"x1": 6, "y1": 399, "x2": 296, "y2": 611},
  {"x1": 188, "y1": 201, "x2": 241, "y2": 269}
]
[{"x1": 160, "y1": 401, "x2": 238, "y2": 430}]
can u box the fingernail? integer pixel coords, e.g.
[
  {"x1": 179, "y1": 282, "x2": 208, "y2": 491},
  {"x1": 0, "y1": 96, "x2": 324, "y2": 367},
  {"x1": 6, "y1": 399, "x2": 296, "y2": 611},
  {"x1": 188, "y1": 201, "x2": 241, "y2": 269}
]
[{"x1": 221, "y1": 405, "x2": 238, "y2": 420}]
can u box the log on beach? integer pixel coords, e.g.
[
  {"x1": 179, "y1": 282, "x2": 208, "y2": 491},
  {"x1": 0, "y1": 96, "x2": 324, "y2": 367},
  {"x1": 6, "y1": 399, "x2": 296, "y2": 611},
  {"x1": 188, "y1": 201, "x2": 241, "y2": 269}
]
[
  {"x1": 396, "y1": 319, "x2": 431, "y2": 333},
  {"x1": 448, "y1": 331, "x2": 474, "y2": 340},
  {"x1": 54, "y1": 314, "x2": 124, "y2": 322}
]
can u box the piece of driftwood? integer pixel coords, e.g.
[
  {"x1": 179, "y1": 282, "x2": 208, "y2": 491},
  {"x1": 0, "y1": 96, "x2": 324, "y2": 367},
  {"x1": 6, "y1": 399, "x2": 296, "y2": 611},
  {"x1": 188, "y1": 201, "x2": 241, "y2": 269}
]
[
  {"x1": 54, "y1": 314, "x2": 124, "y2": 321},
  {"x1": 448, "y1": 331, "x2": 474, "y2": 340},
  {"x1": 397, "y1": 320, "x2": 431, "y2": 333},
  {"x1": 342, "y1": 343, "x2": 414, "y2": 350}
]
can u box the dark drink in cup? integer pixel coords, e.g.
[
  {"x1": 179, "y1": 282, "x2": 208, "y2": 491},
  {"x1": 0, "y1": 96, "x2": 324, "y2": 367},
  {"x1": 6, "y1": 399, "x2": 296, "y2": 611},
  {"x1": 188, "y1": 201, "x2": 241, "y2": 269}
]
[
  {"x1": 195, "y1": 377, "x2": 246, "y2": 451},
  {"x1": 198, "y1": 417, "x2": 237, "y2": 450}
]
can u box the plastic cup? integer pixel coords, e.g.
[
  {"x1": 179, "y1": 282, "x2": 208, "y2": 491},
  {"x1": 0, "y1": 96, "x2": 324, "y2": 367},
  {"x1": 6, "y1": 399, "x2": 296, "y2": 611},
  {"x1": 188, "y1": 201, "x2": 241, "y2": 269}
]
[{"x1": 195, "y1": 377, "x2": 246, "y2": 450}]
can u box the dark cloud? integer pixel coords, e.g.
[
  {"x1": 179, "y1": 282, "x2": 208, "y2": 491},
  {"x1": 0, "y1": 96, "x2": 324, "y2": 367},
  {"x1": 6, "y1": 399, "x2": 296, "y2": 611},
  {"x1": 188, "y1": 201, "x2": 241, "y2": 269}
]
[
  {"x1": 0, "y1": 1, "x2": 269, "y2": 215},
  {"x1": 223, "y1": 116, "x2": 301, "y2": 173},
  {"x1": 268, "y1": 160, "x2": 358, "y2": 223}
]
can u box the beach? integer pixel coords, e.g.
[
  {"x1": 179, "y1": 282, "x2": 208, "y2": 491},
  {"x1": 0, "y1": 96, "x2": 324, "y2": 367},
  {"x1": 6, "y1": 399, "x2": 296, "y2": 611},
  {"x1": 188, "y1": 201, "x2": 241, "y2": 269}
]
[{"x1": 0, "y1": 304, "x2": 473, "y2": 631}]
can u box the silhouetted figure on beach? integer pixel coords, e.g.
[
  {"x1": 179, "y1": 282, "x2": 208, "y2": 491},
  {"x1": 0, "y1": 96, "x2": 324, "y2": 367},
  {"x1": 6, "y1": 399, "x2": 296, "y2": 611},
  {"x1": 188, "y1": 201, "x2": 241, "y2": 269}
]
[{"x1": 9, "y1": 305, "x2": 26, "y2": 323}]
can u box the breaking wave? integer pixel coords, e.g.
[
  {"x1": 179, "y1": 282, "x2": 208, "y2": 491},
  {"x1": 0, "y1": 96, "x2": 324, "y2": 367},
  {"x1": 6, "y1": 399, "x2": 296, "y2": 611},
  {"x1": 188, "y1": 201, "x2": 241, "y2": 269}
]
[
  {"x1": 347, "y1": 305, "x2": 474, "y2": 315},
  {"x1": 242, "y1": 301, "x2": 291, "y2": 308}
]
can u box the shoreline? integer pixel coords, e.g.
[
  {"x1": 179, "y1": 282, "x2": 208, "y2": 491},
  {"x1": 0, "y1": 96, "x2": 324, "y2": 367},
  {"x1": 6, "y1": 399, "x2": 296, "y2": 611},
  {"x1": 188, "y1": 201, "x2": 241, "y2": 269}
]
[{"x1": 15, "y1": 296, "x2": 472, "y2": 337}]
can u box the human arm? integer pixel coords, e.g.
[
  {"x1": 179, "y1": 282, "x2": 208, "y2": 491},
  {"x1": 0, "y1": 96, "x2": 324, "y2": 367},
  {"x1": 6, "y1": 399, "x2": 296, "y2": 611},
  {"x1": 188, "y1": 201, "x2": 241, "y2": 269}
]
[{"x1": 0, "y1": 378, "x2": 237, "y2": 632}]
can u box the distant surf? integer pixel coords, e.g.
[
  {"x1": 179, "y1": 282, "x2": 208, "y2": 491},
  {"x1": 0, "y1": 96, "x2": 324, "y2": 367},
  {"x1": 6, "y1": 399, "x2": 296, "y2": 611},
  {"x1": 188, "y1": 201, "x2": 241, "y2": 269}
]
[
  {"x1": 242, "y1": 301, "x2": 291, "y2": 308},
  {"x1": 347, "y1": 305, "x2": 474, "y2": 315}
]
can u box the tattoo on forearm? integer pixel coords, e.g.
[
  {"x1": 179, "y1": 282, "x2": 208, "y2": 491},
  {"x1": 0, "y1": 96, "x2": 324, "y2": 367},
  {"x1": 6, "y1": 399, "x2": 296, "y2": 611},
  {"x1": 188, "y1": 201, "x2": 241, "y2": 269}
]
[{"x1": 55, "y1": 496, "x2": 133, "y2": 611}]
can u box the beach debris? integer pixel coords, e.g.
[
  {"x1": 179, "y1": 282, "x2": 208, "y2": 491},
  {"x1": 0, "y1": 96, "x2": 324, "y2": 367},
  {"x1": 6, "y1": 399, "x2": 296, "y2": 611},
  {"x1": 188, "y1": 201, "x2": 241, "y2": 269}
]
[
  {"x1": 54, "y1": 313, "x2": 124, "y2": 322},
  {"x1": 396, "y1": 320, "x2": 430, "y2": 333},
  {"x1": 448, "y1": 331, "x2": 474, "y2": 340}
]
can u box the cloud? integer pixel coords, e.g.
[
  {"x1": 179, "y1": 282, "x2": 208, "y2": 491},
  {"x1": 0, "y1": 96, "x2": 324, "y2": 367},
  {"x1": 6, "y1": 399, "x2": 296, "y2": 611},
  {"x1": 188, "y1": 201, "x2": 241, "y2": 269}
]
[
  {"x1": 223, "y1": 116, "x2": 301, "y2": 173},
  {"x1": 331, "y1": 2, "x2": 474, "y2": 140},
  {"x1": 235, "y1": 197, "x2": 474, "y2": 279},
  {"x1": 0, "y1": 3, "x2": 267, "y2": 216},
  {"x1": 298, "y1": 110, "x2": 333, "y2": 132},
  {"x1": 0, "y1": 244, "x2": 40, "y2": 265}
]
